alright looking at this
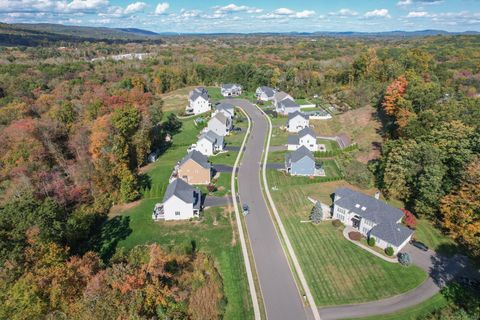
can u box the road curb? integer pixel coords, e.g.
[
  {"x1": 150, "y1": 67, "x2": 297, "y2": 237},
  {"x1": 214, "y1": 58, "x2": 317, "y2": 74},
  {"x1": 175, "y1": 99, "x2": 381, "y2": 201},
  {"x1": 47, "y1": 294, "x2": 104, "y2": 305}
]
[
  {"x1": 231, "y1": 107, "x2": 262, "y2": 320},
  {"x1": 257, "y1": 105, "x2": 322, "y2": 320}
]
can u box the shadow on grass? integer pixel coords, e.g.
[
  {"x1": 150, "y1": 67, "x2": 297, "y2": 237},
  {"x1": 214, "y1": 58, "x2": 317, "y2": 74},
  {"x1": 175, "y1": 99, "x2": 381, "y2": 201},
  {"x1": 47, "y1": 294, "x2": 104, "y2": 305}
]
[{"x1": 91, "y1": 216, "x2": 132, "y2": 263}]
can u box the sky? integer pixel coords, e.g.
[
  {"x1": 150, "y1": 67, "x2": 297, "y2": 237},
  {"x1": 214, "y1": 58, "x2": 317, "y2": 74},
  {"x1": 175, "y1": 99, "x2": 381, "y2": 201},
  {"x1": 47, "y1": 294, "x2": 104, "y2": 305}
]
[{"x1": 1, "y1": 0, "x2": 480, "y2": 33}]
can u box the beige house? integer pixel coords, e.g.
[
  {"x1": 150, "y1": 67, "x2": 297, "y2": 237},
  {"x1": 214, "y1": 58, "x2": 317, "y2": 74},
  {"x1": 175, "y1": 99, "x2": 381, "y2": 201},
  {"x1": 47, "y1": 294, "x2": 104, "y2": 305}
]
[{"x1": 177, "y1": 150, "x2": 211, "y2": 185}]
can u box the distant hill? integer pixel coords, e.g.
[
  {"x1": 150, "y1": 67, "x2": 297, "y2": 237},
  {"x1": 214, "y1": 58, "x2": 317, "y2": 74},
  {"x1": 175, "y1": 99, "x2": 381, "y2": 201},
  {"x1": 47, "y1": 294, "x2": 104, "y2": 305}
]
[{"x1": 0, "y1": 23, "x2": 163, "y2": 46}]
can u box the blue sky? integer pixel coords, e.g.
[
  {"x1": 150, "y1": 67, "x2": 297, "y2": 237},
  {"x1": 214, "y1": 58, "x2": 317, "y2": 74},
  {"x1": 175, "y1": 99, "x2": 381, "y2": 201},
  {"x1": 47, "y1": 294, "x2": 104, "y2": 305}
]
[{"x1": 1, "y1": 0, "x2": 479, "y2": 32}]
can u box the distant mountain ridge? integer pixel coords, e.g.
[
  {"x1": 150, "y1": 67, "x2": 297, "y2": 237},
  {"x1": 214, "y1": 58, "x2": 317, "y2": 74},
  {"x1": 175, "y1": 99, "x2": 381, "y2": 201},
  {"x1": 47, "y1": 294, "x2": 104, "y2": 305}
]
[{"x1": 0, "y1": 23, "x2": 478, "y2": 46}]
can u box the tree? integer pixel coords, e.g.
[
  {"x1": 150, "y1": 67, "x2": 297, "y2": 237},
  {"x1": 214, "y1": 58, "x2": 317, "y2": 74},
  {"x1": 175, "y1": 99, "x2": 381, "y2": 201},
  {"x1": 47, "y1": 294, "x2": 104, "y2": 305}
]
[
  {"x1": 440, "y1": 157, "x2": 480, "y2": 257},
  {"x1": 402, "y1": 209, "x2": 417, "y2": 229},
  {"x1": 398, "y1": 252, "x2": 412, "y2": 266},
  {"x1": 163, "y1": 113, "x2": 182, "y2": 134},
  {"x1": 310, "y1": 202, "x2": 323, "y2": 224}
]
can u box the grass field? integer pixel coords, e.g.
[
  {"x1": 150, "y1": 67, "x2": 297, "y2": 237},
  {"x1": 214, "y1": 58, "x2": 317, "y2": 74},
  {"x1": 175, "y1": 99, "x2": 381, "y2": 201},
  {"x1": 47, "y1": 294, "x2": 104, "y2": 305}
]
[
  {"x1": 266, "y1": 170, "x2": 427, "y2": 306},
  {"x1": 317, "y1": 138, "x2": 340, "y2": 151},
  {"x1": 414, "y1": 219, "x2": 460, "y2": 257},
  {"x1": 271, "y1": 127, "x2": 288, "y2": 145},
  {"x1": 115, "y1": 116, "x2": 252, "y2": 319},
  {"x1": 350, "y1": 293, "x2": 448, "y2": 320}
]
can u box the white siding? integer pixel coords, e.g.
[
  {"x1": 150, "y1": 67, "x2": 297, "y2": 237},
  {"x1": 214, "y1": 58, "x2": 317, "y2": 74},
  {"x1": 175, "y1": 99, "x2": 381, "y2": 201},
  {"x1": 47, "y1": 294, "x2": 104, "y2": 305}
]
[
  {"x1": 189, "y1": 96, "x2": 211, "y2": 115},
  {"x1": 287, "y1": 117, "x2": 309, "y2": 133},
  {"x1": 163, "y1": 195, "x2": 194, "y2": 220},
  {"x1": 195, "y1": 139, "x2": 214, "y2": 156},
  {"x1": 299, "y1": 135, "x2": 317, "y2": 152}
]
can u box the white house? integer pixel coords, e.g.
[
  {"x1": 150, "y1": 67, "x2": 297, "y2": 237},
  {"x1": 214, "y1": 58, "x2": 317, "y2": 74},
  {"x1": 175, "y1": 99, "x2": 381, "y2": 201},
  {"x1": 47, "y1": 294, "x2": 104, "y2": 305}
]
[
  {"x1": 255, "y1": 86, "x2": 276, "y2": 101},
  {"x1": 287, "y1": 127, "x2": 318, "y2": 152},
  {"x1": 277, "y1": 98, "x2": 301, "y2": 115},
  {"x1": 213, "y1": 102, "x2": 235, "y2": 119},
  {"x1": 207, "y1": 112, "x2": 232, "y2": 136},
  {"x1": 152, "y1": 179, "x2": 201, "y2": 221},
  {"x1": 195, "y1": 130, "x2": 224, "y2": 156},
  {"x1": 332, "y1": 188, "x2": 414, "y2": 254},
  {"x1": 186, "y1": 87, "x2": 211, "y2": 115},
  {"x1": 221, "y1": 83, "x2": 242, "y2": 97},
  {"x1": 287, "y1": 111, "x2": 309, "y2": 133},
  {"x1": 273, "y1": 91, "x2": 293, "y2": 109}
]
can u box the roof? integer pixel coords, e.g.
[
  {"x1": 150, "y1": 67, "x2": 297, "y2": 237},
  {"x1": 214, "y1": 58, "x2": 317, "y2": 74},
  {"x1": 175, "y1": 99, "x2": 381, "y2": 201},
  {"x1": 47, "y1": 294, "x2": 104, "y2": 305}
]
[
  {"x1": 288, "y1": 111, "x2": 309, "y2": 121},
  {"x1": 257, "y1": 86, "x2": 276, "y2": 97},
  {"x1": 199, "y1": 130, "x2": 224, "y2": 146},
  {"x1": 221, "y1": 83, "x2": 241, "y2": 90},
  {"x1": 279, "y1": 98, "x2": 300, "y2": 109},
  {"x1": 179, "y1": 150, "x2": 211, "y2": 170},
  {"x1": 215, "y1": 102, "x2": 234, "y2": 112},
  {"x1": 210, "y1": 112, "x2": 229, "y2": 126},
  {"x1": 189, "y1": 87, "x2": 209, "y2": 102},
  {"x1": 334, "y1": 188, "x2": 404, "y2": 225},
  {"x1": 273, "y1": 91, "x2": 292, "y2": 102},
  {"x1": 298, "y1": 127, "x2": 316, "y2": 138},
  {"x1": 370, "y1": 223, "x2": 414, "y2": 247},
  {"x1": 287, "y1": 136, "x2": 299, "y2": 145},
  {"x1": 163, "y1": 178, "x2": 200, "y2": 204},
  {"x1": 285, "y1": 146, "x2": 314, "y2": 163}
]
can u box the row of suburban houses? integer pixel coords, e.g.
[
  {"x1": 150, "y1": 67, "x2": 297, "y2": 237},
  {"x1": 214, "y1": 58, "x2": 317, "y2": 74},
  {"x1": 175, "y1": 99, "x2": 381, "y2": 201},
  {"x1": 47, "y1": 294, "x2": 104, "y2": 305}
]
[{"x1": 186, "y1": 85, "x2": 242, "y2": 115}]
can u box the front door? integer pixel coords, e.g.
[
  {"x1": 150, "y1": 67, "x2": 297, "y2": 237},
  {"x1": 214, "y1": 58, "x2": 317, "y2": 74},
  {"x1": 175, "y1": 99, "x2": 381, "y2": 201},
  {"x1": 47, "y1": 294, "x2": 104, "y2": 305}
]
[{"x1": 352, "y1": 216, "x2": 361, "y2": 229}]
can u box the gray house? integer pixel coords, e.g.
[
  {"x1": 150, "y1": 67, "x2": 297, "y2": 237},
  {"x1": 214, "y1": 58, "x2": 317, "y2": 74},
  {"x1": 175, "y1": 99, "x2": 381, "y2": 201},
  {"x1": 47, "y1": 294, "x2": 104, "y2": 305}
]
[
  {"x1": 214, "y1": 102, "x2": 235, "y2": 119},
  {"x1": 221, "y1": 83, "x2": 242, "y2": 97},
  {"x1": 285, "y1": 146, "x2": 315, "y2": 176},
  {"x1": 255, "y1": 86, "x2": 276, "y2": 101},
  {"x1": 277, "y1": 98, "x2": 301, "y2": 115},
  {"x1": 207, "y1": 112, "x2": 232, "y2": 136},
  {"x1": 332, "y1": 188, "x2": 414, "y2": 254}
]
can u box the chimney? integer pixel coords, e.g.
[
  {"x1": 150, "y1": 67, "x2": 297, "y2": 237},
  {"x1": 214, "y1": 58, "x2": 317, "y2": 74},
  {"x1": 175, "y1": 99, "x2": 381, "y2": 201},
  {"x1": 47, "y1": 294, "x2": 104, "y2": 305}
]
[{"x1": 375, "y1": 191, "x2": 381, "y2": 200}]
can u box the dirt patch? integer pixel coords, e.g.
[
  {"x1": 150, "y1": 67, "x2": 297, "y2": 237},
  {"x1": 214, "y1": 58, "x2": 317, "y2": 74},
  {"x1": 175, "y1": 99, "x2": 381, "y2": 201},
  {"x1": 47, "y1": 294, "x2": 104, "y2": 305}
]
[{"x1": 109, "y1": 200, "x2": 142, "y2": 218}]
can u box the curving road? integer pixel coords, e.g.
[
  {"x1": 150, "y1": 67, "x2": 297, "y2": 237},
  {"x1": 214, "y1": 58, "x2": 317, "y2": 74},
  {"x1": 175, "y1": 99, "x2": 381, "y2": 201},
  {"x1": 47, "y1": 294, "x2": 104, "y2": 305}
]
[{"x1": 229, "y1": 99, "x2": 313, "y2": 320}]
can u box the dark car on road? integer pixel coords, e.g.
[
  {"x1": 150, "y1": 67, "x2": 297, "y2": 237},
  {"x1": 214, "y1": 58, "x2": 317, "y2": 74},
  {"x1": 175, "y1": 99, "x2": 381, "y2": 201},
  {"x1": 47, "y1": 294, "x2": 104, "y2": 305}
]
[
  {"x1": 410, "y1": 240, "x2": 429, "y2": 251},
  {"x1": 242, "y1": 205, "x2": 249, "y2": 216}
]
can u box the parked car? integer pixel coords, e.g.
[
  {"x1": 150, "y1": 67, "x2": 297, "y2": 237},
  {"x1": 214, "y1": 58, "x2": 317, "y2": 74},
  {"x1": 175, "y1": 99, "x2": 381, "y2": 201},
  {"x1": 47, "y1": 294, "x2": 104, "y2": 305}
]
[
  {"x1": 410, "y1": 240, "x2": 429, "y2": 251},
  {"x1": 242, "y1": 205, "x2": 249, "y2": 216}
]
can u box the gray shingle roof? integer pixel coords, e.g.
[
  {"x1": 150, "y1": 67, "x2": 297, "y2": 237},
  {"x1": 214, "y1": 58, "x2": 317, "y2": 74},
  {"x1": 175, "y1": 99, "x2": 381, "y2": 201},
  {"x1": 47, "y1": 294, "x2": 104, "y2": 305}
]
[
  {"x1": 215, "y1": 102, "x2": 234, "y2": 112},
  {"x1": 163, "y1": 178, "x2": 200, "y2": 205},
  {"x1": 280, "y1": 98, "x2": 300, "y2": 109},
  {"x1": 285, "y1": 146, "x2": 314, "y2": 163},
  {"x1": 210, "y1": 112, "x2": 229, "y2": 126},
  {"x1": 288, "y1": 111, "x2": 309, "y2": 121},
  {"x1": 221, "y1": 83, "x2": 241, "y2": 90},
  {"x1": 199, "y1": 130, "x2": 224, "y2": 146},
  {"x1": 189, "y1": 87, "x2": 209, "y2": 102},
  {"x1": 258, "y1": 86, "x2": 276, "y2": 97},
  {"x1": 334, "y1": 188, "x2": 404, "y2": 225},
  {"x1": 287, "y1": 136, "x2": 299, "y2": 145},
  {"x1": 179, "y1": 150, "x2": 211, "y2": 170},
  {"x1": 370, "y1": 222, "x2": 414, "y2": 247},
  {"x1": 298, "y1": 127, "x2": 316, "y2": 138},
  {"x1": 273, "y1": 91, "x2": 291, "y2": 102}
]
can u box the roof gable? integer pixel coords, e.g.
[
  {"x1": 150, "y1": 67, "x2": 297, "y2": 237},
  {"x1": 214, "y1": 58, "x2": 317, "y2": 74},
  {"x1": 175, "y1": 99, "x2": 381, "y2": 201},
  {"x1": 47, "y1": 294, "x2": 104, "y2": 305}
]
[
  {"x1": 288, "y1": 111, "x2": 308, "y2": 121},
  {"x1": 163, "y1": 179, "x2": 195, "y2": 203},
  {"x1": 287, "y1": 146, "x2": 314, "y2": 163},
  {"x1": 179, "y1": 150, "x2": 210, "y2": 170},
  {"x1": 298, "y1": 127, "x2": 316, "y2": 139}
]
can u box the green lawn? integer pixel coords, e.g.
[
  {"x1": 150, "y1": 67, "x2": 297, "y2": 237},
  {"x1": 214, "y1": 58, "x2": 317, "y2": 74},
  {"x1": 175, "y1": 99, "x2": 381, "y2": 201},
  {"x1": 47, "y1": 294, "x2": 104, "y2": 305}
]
[
  {"x1": 266, "y1": 171, "x2": 427, "y2": 306},
  {"x1": 271, "y1": 127, "x2": 288, "y2": 146},
  {"x1": 414, "y1": 219, "x2": 460, "y2": 256},
  {"x1": 349, "y1": 293, "x2": 448, "y2": 320},
  {"x1": 317, "y1": 139, "x2": 340, "y2": 152},
  {"x1": 268, "y1": 150, "x2": 287, "y2": 163},
  {"x1": 117, "y1": 116, "x2": 252, "y2": 320},
  {"x1": 198, "y1": 172, "x2": 232, "y2": 197}
]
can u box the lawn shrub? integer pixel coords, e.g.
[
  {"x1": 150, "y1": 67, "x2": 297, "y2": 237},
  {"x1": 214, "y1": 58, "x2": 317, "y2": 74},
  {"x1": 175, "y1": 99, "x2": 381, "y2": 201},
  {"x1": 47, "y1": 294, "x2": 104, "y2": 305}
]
[
  {"x1": 385, "y1": 247, "x2": 394, "y2": 256},
  {"x1": 367, "y1": 237, "x2": 376, "y2": 247},
  {"x1": 348, "y1": 231, "x2": 362, "y2": 241},
  {"x1": 207, "y1": 184, "x2": 217, "y2": 193},
  {"x1": 398, "y1": 252, "x2": 412, "y2": 266},
  {"x1": 332, "y1": 219, "x2": 342, "y2": 228}
]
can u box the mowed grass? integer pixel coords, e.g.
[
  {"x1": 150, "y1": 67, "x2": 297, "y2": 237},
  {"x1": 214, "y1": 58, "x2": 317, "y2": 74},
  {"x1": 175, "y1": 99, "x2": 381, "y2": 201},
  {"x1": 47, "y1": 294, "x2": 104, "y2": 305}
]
[
  {"x1": 117, "y1": 116, "x2": 253, "y2": 319},
  {"x1": 414, "y1": 219, "x2": 460, "y2": 257},
  {"x1": 349, "y1": 293, "x2": 448, "y2": 320},
  {"x1": 267, "y1": 170, "x2": 427, "y2": 306}
]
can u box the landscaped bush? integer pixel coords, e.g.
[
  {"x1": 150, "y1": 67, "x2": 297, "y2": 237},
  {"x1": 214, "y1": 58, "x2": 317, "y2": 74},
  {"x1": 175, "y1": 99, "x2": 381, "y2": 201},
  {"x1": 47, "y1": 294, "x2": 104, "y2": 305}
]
[
  {"x1": 207, "y1": 184, "x2": 217, "y2": 193},
  {"x1": 310, "y1": 203, "x2": 322, "y2": 224},
  {"x1": 385, "y1": 247, "x2": 394, "y2": 256},
  {"x1": 367, "y1": 237, "x2": 376, "y2": 247},
  {"x1": 398, "y1": 252, "x2": 412, "y2": 266},
  {"x1": 348, "y1": 231, "x2": 362, "y2": 241},
  {"x1": 402, "y1": 208, "x2": 417, "y2": 229},
  {"x1": 332, "y1": 219, "x2": 342, "y2": 228}
]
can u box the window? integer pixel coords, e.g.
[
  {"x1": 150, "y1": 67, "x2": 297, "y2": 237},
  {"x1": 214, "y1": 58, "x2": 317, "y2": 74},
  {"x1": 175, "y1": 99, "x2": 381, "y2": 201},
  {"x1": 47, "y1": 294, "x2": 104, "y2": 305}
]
[
  {"x1": 175, "y1": 211, "x2": 181, "y2": 216},
  {"x1": 362, "y1": 227, "x2": 368, "y2": 234},
  {"x1": 337, "y1": 207, "x2": 346, "y2": 214}
]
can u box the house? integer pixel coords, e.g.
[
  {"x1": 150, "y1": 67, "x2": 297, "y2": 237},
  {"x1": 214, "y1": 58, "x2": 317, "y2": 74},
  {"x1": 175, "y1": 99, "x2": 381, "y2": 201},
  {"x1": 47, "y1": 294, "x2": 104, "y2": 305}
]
[
  {"x1": 255, "y1": 86, "x2": 276, "y2": 101},
  {"x1": 332, "y1": 188, "x2": 414, "y2": 254},
  {"x1": 176, "y1": 150, "x2": 211, "y2": 185},
  {"x1": 186, "y1": 87, "x2": 211, "y2": 115},
  {"x1": 273, "y1": 91, "x2": 293, "y2": 109},
  {"x1": 287, "y1": 127, "x2": 317, "y2": 152},
  {"x1": 207, "y1": 112, "x2": 232, "y2": 136},
  {"x1": 286, "y1": 111, "x2": 309, "y2": 133},
  {"x1": 195, "y1": 130, "x2": 224, "y2": 156},
  {"x1": 277, "y1": 98, "x2": 301, "y2": 115},
  {"x1": 213, "y1": 102, "x2": 235, "y2": 119},
  {"x1": 152, "y1": 179, "x2": 201, "y2": 221},
  {"x1": 285, "y1": 146, "x2": 315, "y2": 176},
  {"x1": 221, "y1": 83, "x2": 242, "y2": 97}
]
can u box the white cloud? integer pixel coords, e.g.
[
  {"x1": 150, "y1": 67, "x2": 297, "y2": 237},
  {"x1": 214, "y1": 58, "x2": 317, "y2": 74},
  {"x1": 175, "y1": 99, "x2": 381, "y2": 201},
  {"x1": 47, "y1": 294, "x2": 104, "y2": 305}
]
[
  {"x1": 67, "y1": 0, "x2": 108, "y2": 10},
  {"x1": 406, "y1": 11, "x2": 429, "y2": 18},
  {"x1": 213, "y1": 3, "x2": 262, "y2": 14},
  {"x1": 124, "y1": 2, "x2": 146, "y2": 14},
  {"x1": 328, "y1": 8, "x2": 358, "y2": 17},
  {"x1": 155, "y1": 2, "x2": 169, "y2": 15},
  {"x1": 262, "y1": 7, "x2": 315, "y2": 19},
  {"x1": 295, "y1": 10, "x2": 315, "y2": 18},
  {"x1": 274, "y1": 8, "x2": 295, "y2": 15},
  {"x1": 364, "y1": 9, "x2": 391, "y2": 18},
  {"x1": 397, "y1": 0, "x2": 412, "y2": 6},
  {"x1": 397, "y1": 0, "x2": 443, "y2": 6}
]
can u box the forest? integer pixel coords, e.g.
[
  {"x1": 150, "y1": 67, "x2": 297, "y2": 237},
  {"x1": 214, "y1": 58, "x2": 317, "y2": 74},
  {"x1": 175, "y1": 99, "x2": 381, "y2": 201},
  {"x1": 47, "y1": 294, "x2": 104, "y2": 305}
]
[{"x1": 0, "y1": 34, "x2": 479, "y2": 318}]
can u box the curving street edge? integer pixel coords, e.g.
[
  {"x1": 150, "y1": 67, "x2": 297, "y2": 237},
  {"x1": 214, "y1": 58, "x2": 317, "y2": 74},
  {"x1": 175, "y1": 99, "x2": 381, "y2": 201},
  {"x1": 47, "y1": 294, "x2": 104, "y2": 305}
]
[
  {"x1": 256, "y1": 105, "x2": 322, "y2": 320},
  {"x1": 230, "y1": 107, "x2": 262, "y2": 320}
]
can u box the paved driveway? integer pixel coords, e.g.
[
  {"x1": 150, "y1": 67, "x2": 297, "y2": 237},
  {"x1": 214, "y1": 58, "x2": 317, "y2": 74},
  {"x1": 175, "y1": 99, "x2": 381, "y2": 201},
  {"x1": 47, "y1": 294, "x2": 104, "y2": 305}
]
[
  {"x1": 203, "y1": 196, "x2": 232, "y2": 207},
  {"x1": 212, "y1": 164, "x2": 236, "y2": 173},
  {"x1": 228, "y1": 99, "x2": 312, "y2": 320}
]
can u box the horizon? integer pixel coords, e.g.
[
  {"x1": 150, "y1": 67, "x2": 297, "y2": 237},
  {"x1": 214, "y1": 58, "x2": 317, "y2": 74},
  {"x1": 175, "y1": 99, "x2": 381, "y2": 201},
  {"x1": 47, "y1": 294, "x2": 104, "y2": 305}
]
[{"x1": 1, "y1": 1, "x2": 480, "y2": 33}]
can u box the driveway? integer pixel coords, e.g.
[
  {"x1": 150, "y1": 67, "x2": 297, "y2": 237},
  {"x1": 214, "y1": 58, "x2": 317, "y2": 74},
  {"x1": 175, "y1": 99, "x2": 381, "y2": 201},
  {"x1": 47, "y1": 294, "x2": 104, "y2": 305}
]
[
  {"x1": 203, "y1": 195, "x2": 232, "y2": 207},
  {"x1": 266, "y1": 163, "x2": 284, "y2": 170},
  {"x1": 228, "y1": 99, "x2": 312, "y2": 320},
  {"x1": 212, "y1": 164, "x2": 236, "y2": 173},
  {"x1": 319, "y1": 244, "x2": 480, "y2": 319}
]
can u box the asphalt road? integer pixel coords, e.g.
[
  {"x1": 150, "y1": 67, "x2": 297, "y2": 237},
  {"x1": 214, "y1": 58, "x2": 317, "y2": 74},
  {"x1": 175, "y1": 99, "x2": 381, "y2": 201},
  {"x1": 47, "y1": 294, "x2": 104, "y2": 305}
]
[{"x1": 229, "y1": 99, "x2": 311, "y2": 320}]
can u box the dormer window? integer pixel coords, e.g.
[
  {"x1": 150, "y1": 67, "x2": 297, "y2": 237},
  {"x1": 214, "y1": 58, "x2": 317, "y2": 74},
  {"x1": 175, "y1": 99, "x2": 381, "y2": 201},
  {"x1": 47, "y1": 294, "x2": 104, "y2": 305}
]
[
  {"x1": 355, "y1": 204, "x2": 360, "y2": 208},
  {"x1": 361, "y1": 207, "x2": 366, "y2": 211}
]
